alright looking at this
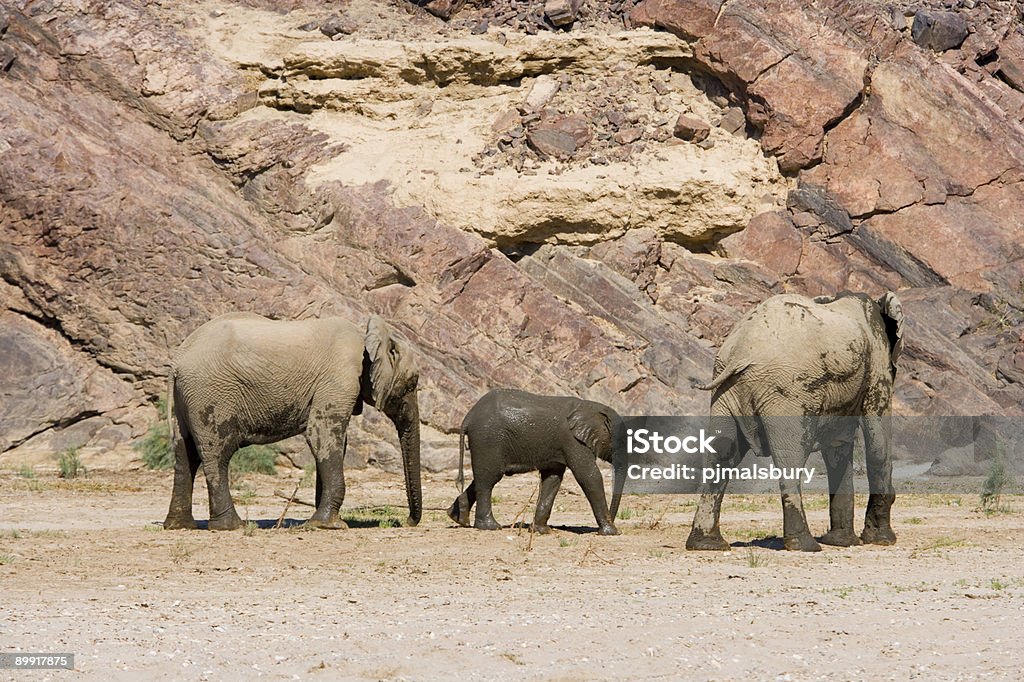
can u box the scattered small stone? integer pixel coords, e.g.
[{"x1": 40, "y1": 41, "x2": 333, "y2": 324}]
[
  {"x1": 544, "y1": 0, "x2": 582, "y2": 27},
  {"x1": 606, "y1": 110, "x2": 626, "y2": 128},
  {"x1": 614, "y1": 127, "x2": 643, "y2": 144},
  {"x1": 470, "y1": 19, "x2": 489, "y2": 34},
  {"x1": 652, "y1": 80, "x2": 669, "y2": 95},
  {"x1": 697, "y1": 138, "x2": 716, "y2": 150},
  {"x1": 673, "y1": 114, "x2": 711, "y2": 142},
  {"x1": 491, "y1": 108, "x2": 521, "y2": 133},
  {"x1": 525, "y1": 75, "x2": 560, "y2": 111},
  {"x1": 527, "y1": 127, "x2": 577, "y2": 159},
  {"x1": 209, "y1": 9, "x2": 225, "y2": 18},
  {"x1": 320, "y1": 14, "x2": 357, "y2": 37},
  {"x1": 424, "y1": 0, "x2": 467, "y2": 21},
  {"x1": 298, "y1": 20, "x2": 319, "y2": 31},
  {"x1": 718, "y1": 107, "x2": 746, "y2": 134}
]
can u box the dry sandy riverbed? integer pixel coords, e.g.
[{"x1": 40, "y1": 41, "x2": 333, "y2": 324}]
[{"x1": 1, "y1": 467, "x2": 1022, "y2": 681}]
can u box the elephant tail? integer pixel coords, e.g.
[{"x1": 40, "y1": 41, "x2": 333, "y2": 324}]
[
  {"x1": 457, "y1": 426, "x2": 467, "y2": 493},
  {"x1": 697, "y1": 361, "x2": 750, "y2": 391}
]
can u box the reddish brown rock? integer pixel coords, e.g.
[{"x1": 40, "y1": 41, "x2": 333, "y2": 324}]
[
  {"x1": 720, "y1": 212, "x2": 802, "y2": 277},
  {"x1": 544, "y1": 0, "x2": 582, "y2": 27},
  {"x1": 673, "y1": 114, "x2": 710, "y2": 141},
  {"x1": 423, "y1": 0, "x2": 466, "y2": 20}
]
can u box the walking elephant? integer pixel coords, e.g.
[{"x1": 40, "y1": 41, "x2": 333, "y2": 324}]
[
  {"x1": 447, "y1": 389, "x2": 625, "y2": 536},
  {"x1": 686, "y1": 292, "x2": 904, "y2": 552},
  {"x1": 162, "y1": 312, "x2": 422, "y2": 531}
]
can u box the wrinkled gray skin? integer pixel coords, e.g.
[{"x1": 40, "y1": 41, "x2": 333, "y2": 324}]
[
  {"x1": 162, "y1": 313, "x2": 422, "y2": 531},
  {"x1": 447, "y1": 389, "x2": 625, "y2": 536},
  {"x1": 686, "y1": 292, "x2": 904, "y2": 552}
]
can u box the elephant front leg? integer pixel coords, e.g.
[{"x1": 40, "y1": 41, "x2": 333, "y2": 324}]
[
  {"x1": 568, "y1": 453, "x2": 618, "y2": 536},
  {"x1": 447, "y1": 482, "x2": 476, "y2": 527},
  {"x1": 304, "y1": 424, "x2": 349, "y2": 530},
  {"x1": 533, "y1": 465, "x2": 566, "y2": 534},
  {"x1": 819, "y1": 440, "x2": 861, "y2": 547}
]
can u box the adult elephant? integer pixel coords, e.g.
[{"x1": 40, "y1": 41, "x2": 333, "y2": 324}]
[
  {"x1": 686, "y1": 292, "x2": 904, "y2": 552},
  {"x1": 162, "y1": 313, "x2": 422, "y2": 531},
  {"x1": 447, "y1": 389, "x2": 626, "y2": 536}
]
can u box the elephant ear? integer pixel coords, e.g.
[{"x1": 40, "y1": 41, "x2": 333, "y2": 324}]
[
  {"x1": 364, "y1": 316, "x2": 418, "y2": 410},
  {"x1": 568, "y1": 403, "x2": 615, "y2": 462},
  {"x1": 877, "y1": 292, "x2": 905, "y2": 373}
]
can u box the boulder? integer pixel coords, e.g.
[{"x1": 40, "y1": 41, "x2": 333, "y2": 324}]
[{"x1": 911, "y1": 10, "x2": 969, "y2": 52}]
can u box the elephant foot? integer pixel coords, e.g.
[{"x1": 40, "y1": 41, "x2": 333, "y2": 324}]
[
  {"x1": 685, "y1": 527, "x2": 730, "y2": 551},
  {"x1": 163, "y1": 513, "x2": 197, "y2": 531},
  {"x1": 305, "y1": 516, "x2": 349, "y2": 530},
  {"x1": 533, "y1": 523, "x2": 552, "y2": 535},
  {"x1": 404, "y1": 515, "x2": 420, "y2": 528},
  {"x1": 598, "y1": 523, "x2": 620, "y2": 536},
  {"x1": 208, "y1": 512, "x2": 244, "y2": 531},
  {"x1": 819, "y1": 529, "x2": 863, "y2": 547},
  {"x1": 861, "y1": 526, "x2": 896, "y2": 546},
  {"x1": 447, "y1": 497, "x2": 471, "y2": 527},
  {"x1": 784, "y1": 533, "x2": 822, "y2": 552},
  {"x1": 474, "y1": 517, "x2": 501, "y2": 531}
]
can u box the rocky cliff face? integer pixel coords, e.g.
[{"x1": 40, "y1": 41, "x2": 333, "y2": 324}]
[{"x1": 1, "y1": 0, "x2": 1021, "y2": 472}]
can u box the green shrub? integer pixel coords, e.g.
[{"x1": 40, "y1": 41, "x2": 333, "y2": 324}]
[
  {"x1": 231, "y1": 445, "x2": 279, "y2": 475},
  {"x1": 981, "y1": 442, "x2": 1015, "y2": 511},
  {"x1": 136, "y1": 397, "x2": 173, "y2": 470},
  {"x1": 57, "y1": 447, "x2": 86, "y2": 479}
]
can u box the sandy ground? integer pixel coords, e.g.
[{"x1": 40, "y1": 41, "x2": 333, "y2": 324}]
[{"x1": 1, "y1": 466, "x2": 1022, "y2": 681}]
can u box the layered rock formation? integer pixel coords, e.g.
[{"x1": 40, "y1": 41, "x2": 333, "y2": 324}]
[{"x1": 1, "y1": 0, "x2": 1021, "y2": 473}]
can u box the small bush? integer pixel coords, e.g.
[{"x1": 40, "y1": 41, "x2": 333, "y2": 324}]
[
  {"x1": 17, "y1": 466, "x2": 35, "y2": 479},
  {"x1": 57, "y1": 447, "x2": 86, "y2": 479},
  {"x1": 231, "y1": 445, "x2": 279, "y2": 475},
  {"x1": 981, "y1": 442, "x2": 1015, "y2": 511},
  {"x1": 136, "y1": 397, "x2": 172, "y2": 470}
]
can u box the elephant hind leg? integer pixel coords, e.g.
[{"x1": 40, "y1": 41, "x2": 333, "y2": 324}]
[
  {"x1": 861, "y1": 416, "x2": 896, "y2": 545},
  {"x1": 471, "y1": 470, "x2": 503, "y2": 531},
  {"x1": 819, "y1": 440, "x2": 862, "y2": 547},
  {"x1": 533, "y1": 465, "x2": 566, "y2": 534},
  {"x1": 164, "y1": 427, "x2": 201, "y2": 530},
  {"x1": 764, "y1": 424, "x2": 820, "y2": 552},
  {"x1": 447, "y1": 482, "x2": 476, "y2": 527},
  {"x1": 687, "y1": 416, "x2": 741, "y2": 551},
  {"x1": 200, "y1": 440, "x2": 244, "y2": 531}
]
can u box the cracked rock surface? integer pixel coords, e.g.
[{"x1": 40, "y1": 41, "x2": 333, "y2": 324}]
[{"x1": 1, "y1": 0, "x2": 1022, "y2": 473}]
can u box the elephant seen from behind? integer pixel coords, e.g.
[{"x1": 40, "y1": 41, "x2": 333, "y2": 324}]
[
  {"x1": 448, "y1": 388, "x2": 625, "y2": 536},
  {"x1": 163, "y1": 312, "x2": 422, "y2": 531},
  {"x1": 686, "y1": 291, "x2": 904, "y2": 552}
]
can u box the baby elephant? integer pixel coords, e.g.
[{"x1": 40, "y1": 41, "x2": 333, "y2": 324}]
[{"x1": 447, "y1": 388, "x2": 624, "y2": 535}]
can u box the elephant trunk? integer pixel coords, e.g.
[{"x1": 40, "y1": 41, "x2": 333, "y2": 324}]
[
  {"x1": 609, "y1": 446, "x2": 627, "y2": 521},
  {"x1": 387, "y1": 392, "x2": 422, "y2": 527}
]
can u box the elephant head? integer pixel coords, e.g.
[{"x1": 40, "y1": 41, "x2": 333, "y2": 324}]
[
  {"x1": 363, "y1": 315, "x2": 422, "y2": 526},
  {"x1": 568, "y1": 402, "x2": 625, "y2": 520}
]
